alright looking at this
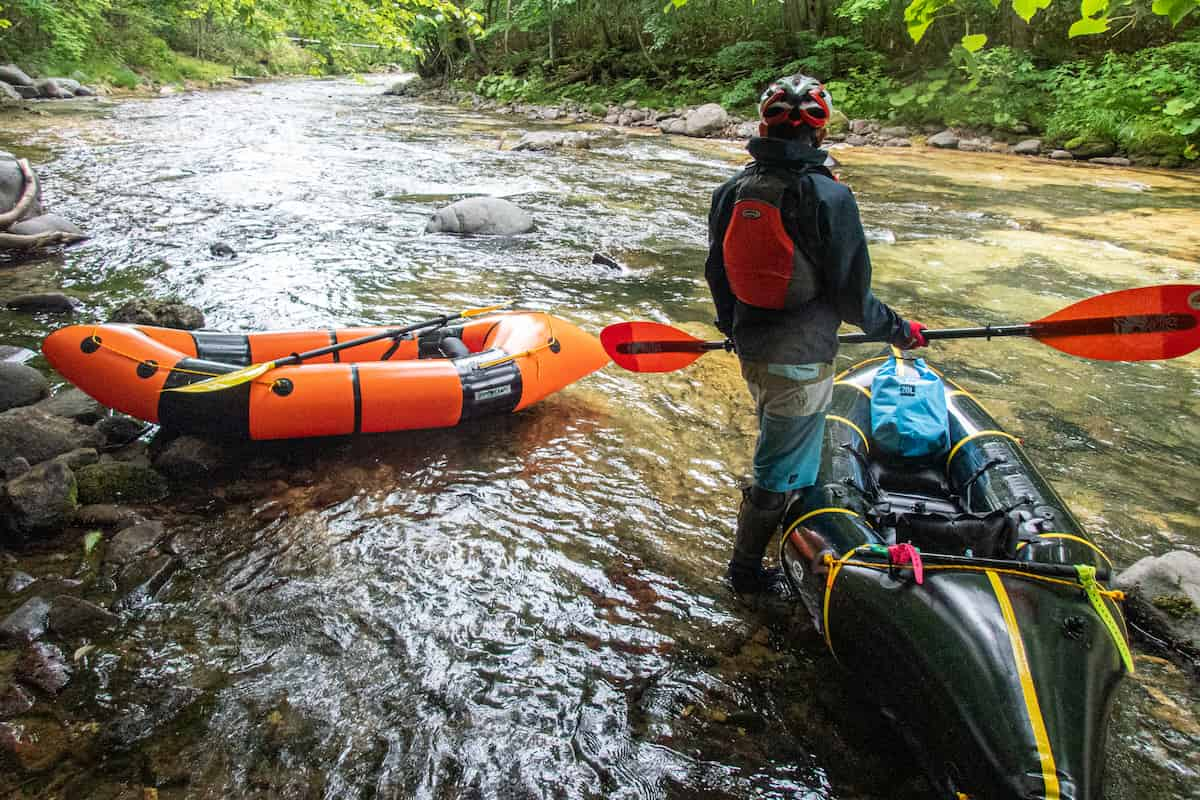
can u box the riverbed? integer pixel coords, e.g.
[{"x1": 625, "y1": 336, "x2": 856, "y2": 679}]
[{"x1": 1, "y1": 75, "x2": 1198, "y2": 798}]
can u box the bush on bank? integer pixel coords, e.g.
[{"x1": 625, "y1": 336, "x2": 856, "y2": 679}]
[{"x1": 467, "y1": 33, "x2": 1200, "y2": 163}]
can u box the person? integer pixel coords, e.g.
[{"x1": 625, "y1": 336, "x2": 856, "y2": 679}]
[{"x1": 705, "y1": 74, "x2": 927, "y2": 594}]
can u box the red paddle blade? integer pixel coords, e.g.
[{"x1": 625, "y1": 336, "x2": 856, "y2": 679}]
[
  {"x1": 1032, "y1": 284, "x2": 1200, "y2": 361},
  {"x1": 600, "y1": 321, "x2": 710, "y2": 372}
]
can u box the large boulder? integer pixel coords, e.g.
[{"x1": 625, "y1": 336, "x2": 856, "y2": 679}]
[
  {"x1": 7, "y1": 213, "x2": 85, "y2": 238},
  {"x1": 1115, "y1": 550, "x2": 1200, "y2": 660},
  {"x1": 0, "y1": 82, "x2": 21, "y2": 102},
  {"x1": 684, "y1": 104, "x2": 729, "y2": 138},
  {"x1": 509, "y1": 131, "x2": 593, "y2": 151},
  {"x1": 0, "y1": 155, "x2": 41, "y2": 220},
  {"x1": 2, "y1": 460, "x2": 78, "y2": 536},
  {"x1": 1013, "y1": 139, "x2": 1042, "y2": 156},
  {"x1": 5, "y1": 292, "x2": 78, "y2": 313},
  {"x1": 0, "y1": 363, "x2": 48, "y2": 411},
  {"x1": 33, "y1": 79, "x2": 74, "y2": 100},
  {"x1": 425, "y1": 197, "x2": 534, "y2": 236},
  {"x1": 0, "y1": 405, "x2": 103, "y2": 465},
  {"x1": 927, "y1": 130, "x2": 960, "y2": 149},
  {"x1": 0, "y1": 65, "x2": 33, "y2": 87},
  {"x1": 110, "y1": 298, "x2": 205, "y2": 330}
]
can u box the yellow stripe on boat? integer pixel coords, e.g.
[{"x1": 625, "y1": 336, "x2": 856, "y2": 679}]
[
  {"x1": 987, "y1": 570, "x2": 1060, "y2": 800},
  {"x1": 946, "y1": 430, "x2": 1021, "y2": 468},
  {"x1": 826, "y1": 415, "x2": 869, "y2": 453}
]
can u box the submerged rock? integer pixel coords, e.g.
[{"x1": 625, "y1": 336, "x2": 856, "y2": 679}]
[
  {"x1": 0, "y1": 682, "x2": 34, "y2": 719},
  {"x1": 4, "y1": 292, "x2": 78, "y2": 313},
  {"x1": 104, "y1": 520, "x2": 165, "y2": 564},
  {"x1": 16, "y1": 641, "x2": 72, "y2": 693},
  {"x1": 48, "y1": 595, "x2": 120, "y2": 637},
  {"x1": 7, "y1": 213, "x2": 85, "y2": 238},
  {"x1": 152, "y1": 435, "x2": 228, "y2": 481},
  {"x1": 0, "y1": 596, "x2": 51, "y2": 642},
  {"x1": 425, "y1": 196, "x2": 534, "y2": 236}
]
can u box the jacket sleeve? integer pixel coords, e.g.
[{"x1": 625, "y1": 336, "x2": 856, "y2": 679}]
[
  {"x1": 705, "y1": 181, "x2": 737, "y2": 336},
  {"x1": 814, "y1": 180, "x2": 909, "y2": 343}
]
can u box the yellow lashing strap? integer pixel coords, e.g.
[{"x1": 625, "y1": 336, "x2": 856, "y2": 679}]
[
  {"x1": 987, "y1": 570, "x2": 1061, "y2": 800},
  {"x1": 946, "y1": 430, "x2": 1021, "y2": 468},
  {"x1": 826, "y1": 414, "x2": 869, "y2": 453},
  {"x1": 1076, "y1": 565, "x2": 1136, "y2": 674},
  {"x1": 835, "y1": 380, "x2": 871, "y2": 399}
]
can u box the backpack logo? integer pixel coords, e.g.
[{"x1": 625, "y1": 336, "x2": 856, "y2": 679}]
[
  {"x1": 900, "y1": 384, "x2": 917, "y2": 397},
  {"x1": 1190, "y1": 290, "x2": 1200, "y2": 311},
  {"x1": 740, "y1": 209, "x2": 762, "y2": 219}
]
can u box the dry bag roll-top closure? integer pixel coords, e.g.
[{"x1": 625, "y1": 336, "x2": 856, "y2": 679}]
[{"x1": 722, "y1": 165, "x2": 821, "y2": 310}]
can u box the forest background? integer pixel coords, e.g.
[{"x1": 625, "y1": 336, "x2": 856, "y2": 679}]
[{"x1": 0, "y1": 0, "x2": 1197, "y2": 162}]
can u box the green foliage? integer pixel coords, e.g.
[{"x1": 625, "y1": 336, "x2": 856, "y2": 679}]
[{"x1": 712, "y1": 40, "x2": 774, "y2": 73}]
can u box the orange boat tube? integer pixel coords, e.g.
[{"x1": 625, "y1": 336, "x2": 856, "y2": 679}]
[{"x1": 42, "y1": 312, "x2": 609, "y2": 440}]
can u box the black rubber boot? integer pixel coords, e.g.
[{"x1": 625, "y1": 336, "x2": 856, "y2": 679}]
[{"x1": 726, "y1": 486, "x2": 787, "y2": 594}]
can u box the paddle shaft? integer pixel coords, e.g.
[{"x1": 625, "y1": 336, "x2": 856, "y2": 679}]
[
  {"x1": 617, "y1": 313, "x2": 1197, "y2": 355},
  {"x1": 273, "y1": 313, "x2": 466, "y2": 367}
]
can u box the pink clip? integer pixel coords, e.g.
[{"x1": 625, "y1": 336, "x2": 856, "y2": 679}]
[{"x1": 888, "y1": 543, "x2": 924, "y2": 585}]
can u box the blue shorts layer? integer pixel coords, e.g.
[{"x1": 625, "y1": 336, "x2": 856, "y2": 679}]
[{"x1": 741, "y1": 361, "x2": 834, "y2": 493}]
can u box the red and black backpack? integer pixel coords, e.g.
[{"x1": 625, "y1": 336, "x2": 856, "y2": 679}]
[{"x1": 721, "y1": 163, "x2": 824, "y2": 311}]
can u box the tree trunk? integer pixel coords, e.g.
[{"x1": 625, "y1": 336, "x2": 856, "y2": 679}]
[
  {"x1": 548, "y1": 3, "x2": 556, "y2": 63},
  {"x1": 505, "y1": 0, "x2": 511, "y2": 55}
]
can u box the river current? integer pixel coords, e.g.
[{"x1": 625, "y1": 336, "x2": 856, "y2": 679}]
[{"x1": 1, "y1": 75, "x2": 1198, "y2": 799}]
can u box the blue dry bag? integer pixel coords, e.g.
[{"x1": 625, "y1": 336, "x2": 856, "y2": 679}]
[{"x1": 870, "y1": 355, "x2": 951, "y2": 459}]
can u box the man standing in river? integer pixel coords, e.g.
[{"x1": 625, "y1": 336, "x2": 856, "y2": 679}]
[{"x1": 706, "y1": 74, "x2": 927, "y2": 594}]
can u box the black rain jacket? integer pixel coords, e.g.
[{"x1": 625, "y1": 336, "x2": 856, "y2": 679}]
[{"x1": 705, "y1": 136, "x2": 910, "y2": 364}]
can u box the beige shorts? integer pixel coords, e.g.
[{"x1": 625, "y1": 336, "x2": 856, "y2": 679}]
[{"x1": 740, "y1": 361, "x2": 835, "y2": 419}]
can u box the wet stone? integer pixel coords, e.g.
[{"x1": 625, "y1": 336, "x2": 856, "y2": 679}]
[
  {"x1": 115, "y1": 555, "x2": 179, "y2": 609},
  {"x1": 96, "y1": 415, "x2": 148, "y2": 447},
  {"x1": 105, "y1": 521, "x2": 165, "y2": 564},
  {"x1": 5, "y1": 570, "x2": 35, "y2": 595},
  {"x1": 49, "y1": 595, "x2": 120, "y2": 637},
  {"x1": 110, "y1": 299, "x2": 205, "y2": 330},
  {"x1": 2, "y1": 460, "x2": 79, "y2": 537},
  {"x1": 16, "y1": 641, "x2": 72, "y2": 693},
  {"x1": 4, "y1": 292, "x2": 78, "y2": 313},
  {"x1": 2, "y1": 455, "x2": 30, "y2": 480},
  {"x1": 0, "y1": 596, "x2": 50, "y2": 642},
  {"x1": 0, "y1": 718, "x2": 71, "y2": 772},
  {"x1": 35, "y1": 387, "x2": 105, "y2": 424},
  {"x1": 0, "y1": 681, "x2": 34, "y2": 718},
  {"x1": 0, "y1": 405, "x2": 104, "y2": 466},
  {"x1": 100, "y1": 685, "x2": 202, "y2": 750},
  {"x1": 75, "y1": 504, "x2": 146, "y2": 529},
  {"x1": 0, "y1": 362, "x2": 49, "y2": 412},
  {"x1": 152, "y1": 434, "x2": 228, "y2": 481}
]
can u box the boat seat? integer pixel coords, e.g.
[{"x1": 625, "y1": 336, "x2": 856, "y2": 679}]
[
  {"x1": 870, "y1": 457, "x2": 952, "y2": 500},
  {"x1": 437, "y1": 336, "x2": 471, "y2": 358}
]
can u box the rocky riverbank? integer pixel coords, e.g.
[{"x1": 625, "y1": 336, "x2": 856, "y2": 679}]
[{"x1": 386, "y1": 76, "x2": 1195, "y2": 170}]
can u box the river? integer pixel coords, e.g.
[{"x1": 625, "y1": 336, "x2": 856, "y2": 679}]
[{"x1": 0, "y1": 75, "x2": 1198, "y2": 799}]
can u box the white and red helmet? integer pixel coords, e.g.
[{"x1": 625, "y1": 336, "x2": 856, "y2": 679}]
[{"x1": 758, "y1": 74, "x2": 833, "y2": 131}]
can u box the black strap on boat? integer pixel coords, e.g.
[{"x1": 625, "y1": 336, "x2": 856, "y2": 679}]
[
  {"x1": 955, "y1": 456, "x2": 1006, "y2": 509},
  {"x1": 840, "y1": 442, "x2": 884, "y2": 501}
]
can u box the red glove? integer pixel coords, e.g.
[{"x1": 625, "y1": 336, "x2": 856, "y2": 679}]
[{"x1": 897, "y1": 321, "x2": 928, "y2": 349}]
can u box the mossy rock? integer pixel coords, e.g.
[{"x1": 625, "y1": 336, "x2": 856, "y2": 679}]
[
  {"x1": 1152, "y1": 593, "x2": 1197, "y2": 619},
  {"x1": 1124, "y1": 131, "x2": 1185, "y2": 157},
  {"x1": 588, "y1": 102, "x2": 606, "y2": 117},
  {"x1": 75, "y1": 462, "x2": 169, "y2": 505},
  {"x1": 1159, "y1": 154, "x2": 1183, "y2": 169},
  {"x1": 826, "y1": 109, "x2": 850, "y2": 136},
  {"x1": 1064, "y1": 137, "x2": 1115, "y2": 158}
]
